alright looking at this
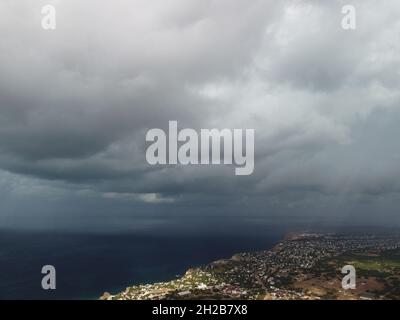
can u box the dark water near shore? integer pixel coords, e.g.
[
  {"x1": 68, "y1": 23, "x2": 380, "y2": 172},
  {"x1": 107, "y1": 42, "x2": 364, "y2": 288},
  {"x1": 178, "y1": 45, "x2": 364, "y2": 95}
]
[{"x1": 0, "y1": 229, "x2": 284, "y2": 299}]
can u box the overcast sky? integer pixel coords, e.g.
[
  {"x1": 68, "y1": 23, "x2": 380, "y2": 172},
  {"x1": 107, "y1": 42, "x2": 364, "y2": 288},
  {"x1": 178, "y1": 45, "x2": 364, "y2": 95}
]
[{"x1": 1, "y1": 0, "x2": 400, "y2": 231}]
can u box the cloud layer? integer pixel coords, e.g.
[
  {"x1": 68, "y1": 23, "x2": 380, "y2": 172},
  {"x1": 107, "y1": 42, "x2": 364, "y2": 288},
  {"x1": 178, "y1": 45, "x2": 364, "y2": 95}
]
[{"x1": 1, "y1": 0, "x2": 400, "y2": 228}]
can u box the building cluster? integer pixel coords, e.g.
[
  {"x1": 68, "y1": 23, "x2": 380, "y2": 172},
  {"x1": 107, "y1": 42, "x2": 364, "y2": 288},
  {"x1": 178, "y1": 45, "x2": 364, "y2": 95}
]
[{"x1": 101, "y1": 233, "x2": 400, "y2": 300}]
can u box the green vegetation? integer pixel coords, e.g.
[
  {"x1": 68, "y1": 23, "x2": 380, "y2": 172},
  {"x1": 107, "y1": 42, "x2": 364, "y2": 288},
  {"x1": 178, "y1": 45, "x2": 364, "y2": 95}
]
[{"x1": 337, "y1": 251, "x2": 400, "y2": 279}]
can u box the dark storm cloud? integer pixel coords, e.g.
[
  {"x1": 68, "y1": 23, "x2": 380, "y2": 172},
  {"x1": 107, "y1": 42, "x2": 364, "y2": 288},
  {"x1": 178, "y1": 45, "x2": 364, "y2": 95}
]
[
  {"x1": 1, "y1": 0, "x2": 400, "y2": 226},
  {"x1": 0, "y1": 0, "x2": 283, "y2": 178}
]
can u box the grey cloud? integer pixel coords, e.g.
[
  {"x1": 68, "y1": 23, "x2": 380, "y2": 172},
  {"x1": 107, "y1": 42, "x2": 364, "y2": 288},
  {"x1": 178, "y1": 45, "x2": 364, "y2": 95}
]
[{"x1": 1, "y1": 0, "x2": 400, "y2": 227}]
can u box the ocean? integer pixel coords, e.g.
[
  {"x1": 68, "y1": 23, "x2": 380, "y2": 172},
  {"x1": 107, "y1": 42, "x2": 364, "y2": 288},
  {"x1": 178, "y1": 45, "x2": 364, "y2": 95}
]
[{"x1": 0, "y1": 228, "x2": 285, "y2": 300}]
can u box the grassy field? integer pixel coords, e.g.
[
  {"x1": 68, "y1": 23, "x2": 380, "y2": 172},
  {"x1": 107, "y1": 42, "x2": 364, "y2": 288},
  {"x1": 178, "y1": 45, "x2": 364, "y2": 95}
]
[
  {"x1": 341, "y1": 250, "x2": 400, "y2": 273},
  {"x1": 293, "y1": 249, "x2": 400, "y2": 299}
]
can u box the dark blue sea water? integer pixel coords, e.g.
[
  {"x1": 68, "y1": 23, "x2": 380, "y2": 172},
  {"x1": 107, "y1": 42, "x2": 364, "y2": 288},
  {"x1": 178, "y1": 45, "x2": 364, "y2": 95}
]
[{"x1": 0, "y1": 228, "x2": 284, "y2": 300}]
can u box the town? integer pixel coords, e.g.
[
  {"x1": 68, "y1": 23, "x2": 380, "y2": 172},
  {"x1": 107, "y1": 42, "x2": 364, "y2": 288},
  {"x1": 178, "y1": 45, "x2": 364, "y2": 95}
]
[{"x1": 101, "y1": 232, "x2": 400, "y2": 300}]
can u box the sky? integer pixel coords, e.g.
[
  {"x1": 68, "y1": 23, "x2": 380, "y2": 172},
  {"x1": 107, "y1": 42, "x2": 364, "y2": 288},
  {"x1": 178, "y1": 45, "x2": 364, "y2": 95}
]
[{"x1": 1, "y1": 0, "x2": 400, "y2": 231}]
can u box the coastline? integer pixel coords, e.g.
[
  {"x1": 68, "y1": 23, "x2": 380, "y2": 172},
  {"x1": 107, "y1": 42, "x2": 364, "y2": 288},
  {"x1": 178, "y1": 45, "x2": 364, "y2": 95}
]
[
  {"x1": 102, "y1": 232, "x2": 400, "y2": 300},
  {"x1": 101, "y1": 235, "x2": 288, "y2": 300},
  {"x1": 100, "y1": 231, "x2": 297, "y2": 300}
]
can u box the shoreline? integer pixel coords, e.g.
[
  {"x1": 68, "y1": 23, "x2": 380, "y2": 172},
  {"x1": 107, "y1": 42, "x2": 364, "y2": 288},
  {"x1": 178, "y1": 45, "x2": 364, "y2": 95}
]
[
  {"x1": 103, "y1": 231, "x2": 400, "y2": 300},
  {"x1": 100, "y1": 232, "x2": 292, "y2": 300}
]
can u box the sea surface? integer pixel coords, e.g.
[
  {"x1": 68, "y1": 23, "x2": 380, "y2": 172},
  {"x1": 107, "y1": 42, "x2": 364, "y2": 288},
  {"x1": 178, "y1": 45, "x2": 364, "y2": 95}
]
[{"x1": 0, "y1": 228, "x2": 285, "y2": 300}]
